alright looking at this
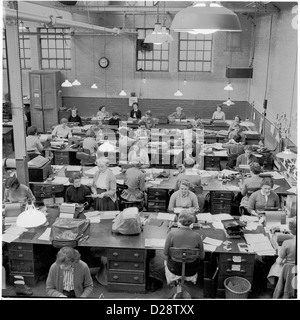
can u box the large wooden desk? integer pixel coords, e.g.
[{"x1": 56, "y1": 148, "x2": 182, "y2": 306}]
[{"x1": 4, "y1": 208, "x2": 267, "y2": 297}]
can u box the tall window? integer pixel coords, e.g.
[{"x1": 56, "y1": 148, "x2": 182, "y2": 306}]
[
  {"x1": 2, "y1": 31, "x2": 31, "y2": 70},
  {"x1": 40, "y1": 27, "x2": 71, "y2": 69},
  {"x1": 136, "y1": 28, "x2": 169, "y2": 72},
  {"x1": 178, "y1": 33, "x2": 213, "y2": 72}
]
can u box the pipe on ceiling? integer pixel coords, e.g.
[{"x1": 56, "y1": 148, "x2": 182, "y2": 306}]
[{"x1": 3, "y1": 7, "x2": 137, "y2": 34}]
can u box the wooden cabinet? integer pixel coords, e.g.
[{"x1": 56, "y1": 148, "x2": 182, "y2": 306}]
[
  {"x1": 217, "y1": 252, "x2": 255, "y2": 297},
  {"x1": 7, "y1": 243, "x2": 41, "y2": 286},
  {"x1": 204, "y1": 156, "x2": 221, "y2": 171},
  {"x1": 211, "y1": 191, "x2": 232, "y2": 214},
  {"x1": 107, "y1": 248, "x2": 146, "y2": 293},
  {"x1": 29, "y1": 71, "x2": 62, "y2": 132},
  {"x1": 147, "y1": 188, "x2": 170, "y2": 212}
]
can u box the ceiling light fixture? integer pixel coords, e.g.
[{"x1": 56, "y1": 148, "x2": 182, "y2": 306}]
[
  {"x1": 223, "y1": 98, "x2": 235, "y2": 106},
  {"x1": 72, "y1": 35, "x2": 81, "y2": 86},
  {"x1": 119, "y1": 31, "x2": 127, "y2": 96},
  {"x1": 276, "y1": 148, "x2": 297, "y2": 160},
  {"x1": 174, "y1": 72, "x2": 183, "y2": 96},
  {"x1": 16, "y1": 202, "x2": 47, "y2": 229},
  {"x1": 224, "y1": 83, "x2": 233, "y2": 90},
  {"x1": 170, "y1": 2, "x2": 242, "y2": 35},
  {"x1": 61, "y1": 31, "x2": 72, "y2": 87}
]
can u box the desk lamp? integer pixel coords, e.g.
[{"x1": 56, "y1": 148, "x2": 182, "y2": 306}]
[{"x1": 16, "y1": 201, "x2": 47, "y2": 229}]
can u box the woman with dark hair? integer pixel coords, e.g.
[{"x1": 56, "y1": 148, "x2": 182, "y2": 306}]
[
  {"x1": 51, "y1": 118, "x2": 72, "y2": 139},
  {"x1": 128, "y1": 141, "x2": 150, "y2": 167},
  {"x1": 68, "y1": 107, "x2": 83, "y2": 126},
  {"x1": 236, "y1": 145, "x2": 257, "y2": 168},
  {"x1": 211, "y1": 105, "x2": 226, "y2": 121},
  {"x1": 96, "y1": 106, "x2": 110, "y2": 120},
  {"x1": 65, "y1": 172, "x2": 92, "y2": 210},
  {"x1": 248, "y1": 177, "x2": 280, "y2": 216},
  {"x1": 26, "y1": 126, "x2": 44, "y2": 155},
  {"x1": 130, "y1": 102, "x2": 142, "y2": 120},
  {"x1": 228, "y1": 115, "x2": 242, "y2": 132},
  {"x1": 144, "y1": 110, "x2": 155, "y2": 129},
  {"x1": 46, "y1": 246, "x2": 93, "y2": 298},
  {"x1": 4, "y1": 176, "x2": 35, "y2": 203}
]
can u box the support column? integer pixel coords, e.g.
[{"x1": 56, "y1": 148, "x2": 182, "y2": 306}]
[{"x1": 5, "y1": 18, "x2": 29, "y2": 185}]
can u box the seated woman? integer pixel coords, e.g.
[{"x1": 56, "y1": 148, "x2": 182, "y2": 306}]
[
  {"x1": 128, "y1": 141, "x2": 150, "y2": 168},
  {"x1": 26, "y1": 126, "x2": 44, "y2": 156},
  {"x1": 82, "y1": 129, "x2": 98, "y2": 157},
  {"x1": 168, "y1": 180, "x2": 199, "y2": 213},
  {"x1": 129, "y1": 102, "x2": 142, "y2": 120},
  {"x1": 239, "y1": 162, "x2": 263, "y2": 213},
  {"x1": 211, "y1": 105, "x2": 226, "y2": 121},
  {"x1": 144, "y1": 110, "x2": 155, "y2": 129},
  {"x1": 4, "y1": 176, "x2": 36, "y2": 203},
  {"x1": 273, "y1": 216, "x2": 297, "y2": 299},
  {"x1": 228, "y1": 115, "x2": 242, "y2": 133},
  {"x1": 65, "y1": 172, "x2": 92, "y2": 210},
  {"x1": 120, "y1": 160, "x2": 146, "y2": 210},
  {"x1": 118, "y1": 126, "x2": 136, "y2": 161},
  {"x1": 46, "y1": 246, "x2": 93, "y2": 298},
  {"x1": 175, "y1": 158, "x2": 201, "y2": 192},
  {"x1": 168, "y1": 107, "x2": 186, "y2": 122},
  {"x1": 68, "y1": 107, "x2": 83, "y2": 126},
  {"x1": 163, "y1": 210, "x2": 205, "y2": 286},
  {"x1": 51, "y1": 118, "x2": 72, "y2": 139},
  {"x1": 108, "y1": 112, "x2": 120, "y2": 126},
  {"x1": 174, "y1": 142, "x2": 196, "y2": 167},
  {"x1": 96, "y1": 106, "x2": 110, "y2": 120},
  {"x1": 91, "y1": 157, "x2": 118, "y2": 211},
  {"x1": 135, "y1": 121, "x2": 150, "y2": 140},
  {"x1": 247, "y1": 177, "x2": 280, "y2": 216},
  {"x1": 193, "y1": 116, "x2": 204, "y2": 129},
  {"x1": 222, "y1": 133, "x2": 245, "y2": 169},
  {"x1": 236, "y1": 145, "x2": 257, "y2": 169}
]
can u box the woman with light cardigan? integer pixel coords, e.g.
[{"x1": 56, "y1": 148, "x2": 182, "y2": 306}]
[{"x1": 91, "y1": 157, "x2": 118, "y2": 211}]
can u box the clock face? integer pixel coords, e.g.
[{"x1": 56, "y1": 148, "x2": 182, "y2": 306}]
[{"x1": 99, "y1": 57, "x2": 109, "y2": 68}]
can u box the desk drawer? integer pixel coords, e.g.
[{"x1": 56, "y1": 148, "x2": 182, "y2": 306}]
[
  {"x1": 8, "y1": 243, "x2": 33, "y2": 252},
  {"x1": 219, "y1": 263, "x2": 253, "y2": 277},
  {"x1": 108, "y1": 271, "x2": 144, "y2": 284},
  {"x1": 219, "y1": 253, "x2": 255, "y2": 264},
  {"x1": 10, "y1": 260, "x2": 34, "y2": 273},
  {"x1": 212, "y1": 199, "x2": 231, "y2": 205},
  {"x1": 148, "y1": 191, "x2": 168, "y2": 201},
  {"x1": 55, "y1": 151, "x2": 68, "y2": 158},
  {"x1": 211, "y1": 192, "x2": 232, "y2": 199},
  {"x1": 109, "y1": 261, "x2": 144, "y2": 271},
  {"x1": 9, "y1": 251, "x2": 34, "y2": 260},
  {"x1": 211, "y1": 204, "x2": 231, "y2": 212},
  {"x1": 107, "y1": 249, "x2": 145, "y2": 262},
  {"x1": 55, "y1": 157, "x2": 69, "y2": 165}
]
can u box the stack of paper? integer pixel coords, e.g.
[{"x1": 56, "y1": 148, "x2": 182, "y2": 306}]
[
  {"x1": 84, "y1": 211, "x2": 101, "y2": 223},
  {"x1": 196, "y1": 213, "x2": 213, "y2": 223},
  {"x1": 145, "y1": 238, "x2": 166, "y2": 248},
  {"x1": 212, "y1": 221, "x2": 224, "y2": 230},
  {"x1": 2, "y1": 224, "x2": 27, "y2": 243},
  {"x1": 244, "y1": 233, "x2": 276, "y2": 256},
  {"x1": 212, "y1": 213, "x2": 234, "y2": 221},
  {"x1": 52, "y1": 176, "x2": 69, "y2": 185},
  {"x1": 38, "y1": 228, "x2": 51, "y2": 241},
  {"x1": 157, "y1": 212, "x2": 176, "y2": 221},
  {"x1": 4, "y1": 216, "x2": 18, "y2": 226},
  {"x1": 203, "y1": 237, "x2": 223, "y2": 252},
  {"x1": 100, "y1": 211, "x2": 120, "y2": 220},
  {"x1": 263, "y1": 171, "x2": 284, "y2": 179}
]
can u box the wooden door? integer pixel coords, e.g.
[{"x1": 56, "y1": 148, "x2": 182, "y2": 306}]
[{"x1": 29, "y1": 73, "x2": 44, "y2": 132}]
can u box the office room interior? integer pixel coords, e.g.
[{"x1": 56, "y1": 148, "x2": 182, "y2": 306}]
[{"x1": 1, "y1": 0, "x2": 298, "y2": 300}]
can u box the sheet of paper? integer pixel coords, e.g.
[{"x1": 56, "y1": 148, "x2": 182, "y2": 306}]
[
  {"x1": 203, "y1": 237, "x2": 223, "y2": 247},
  {"x1": 199, "y1": 171, "x2": 213, "y2": 178},
  {"x1": 212, "y1": 213, "x2": 234, "y2": 221},
  {"x1": 263, "y1": 171, "x2": 284, "y2": 179},
  {"x1": 212, "y1": 221, "x2": 224, "y2": 230},
  {"x1": 84, "y1": 166, "x2": 98, "y2": 176},
  {"x1": 145, "y1": 238, "x2": 166, "y2": 248},
  {"x1": 89, "y1": 216, "x2": 101, "y2": 223},
  {"x1": 66, "y1": 165, "x2": 82, "y2": 171},
  {"x1": 196, "y1": 213, "x2": 213, "y2": 223},
  {"x1": 100, "y1": 211, "x2": 120, "y2": 219},
  {"x1": 213, "y1": 151, "x2": 228, "y2": 157},
  {"x1": 157, "y1": 212, "x2": 176, "y2": 221},
  {"x1": 221, "y1": 169, "x2": 238, "y2": 175},
  {"x1": 59, "y1": 212, "x2": 74, "y2": 219},
  {"x1": 150, "y1": 180, "x2": 162, "y2": 185},
  {"x1": 203, "y1": 243, "x2": 217, "y2": 252},
  {"x1": 38, "y1": 228, "x2": 51, "y2": 241},
  {"x1": 52, "y1": 176, "x2": 69, "y2": 185},
  {"x1": 116, "y1": 179, "x2": 124, "y2": 185},
  {"x1": 110, "y1": 166, "x2": 122, "y2": 176},
  {"x1": 4, "y1": 225, "x2": 27, "y2": 236},
  {"x1": 2, "y1": 233, "x2": 20, "y2": 243},
  {"x1": 84, "y1": 211, "x2": 101, "y2": 218}
]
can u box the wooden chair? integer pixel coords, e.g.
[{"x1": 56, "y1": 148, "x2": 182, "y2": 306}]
[
  {"x1": 117, "y1": 183, "x2": 144, "y2": 211},
  {"x1": 168, "y1": 247, "x2": 201, "y2": 299}
]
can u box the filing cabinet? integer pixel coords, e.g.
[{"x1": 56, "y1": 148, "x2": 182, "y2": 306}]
[
  {"x1": 217, "y1": 252, "x2": 255, "y2": 297},
  {"x1": 7, "y1": 243, "x2": 41, "y2": 286},
  {"x1": 107, "y1": 248, "x2": 146, "y2": 293},
  {"x1": 147, "y1": 188, "x2": 170, "y2": 212},
  {"x1": 204, "y1": 156, "x2": 221, "y2": 171},
  {"x1": 211, "y1": 191, "x2": 232, "y2": 214},
  {"x1": 54, "y1": 151, "x2": 69, "y2": 165}
]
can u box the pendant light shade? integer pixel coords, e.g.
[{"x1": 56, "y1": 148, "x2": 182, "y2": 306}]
[
  {"x1": 61, "y1": 79, "x2": 73, "y2": 87},
  {"x1": 144, "y1": 23, "x2": 163, "y2": 45},
  {"x1": 224, "y1": 83, "x2": 233, "y2": 91},
  {"x1": 161, "y1": 26, "x2": 174, "y2": 43},
  {"x1": 223, "y1": 98, "x2": 235, "y2": 106},
  {"x1": 16, "y1": 203, "x2": 47, "y2": 229},
  {"x1": 119, "y1": 89, "x2": 127, "y2": 96},
  {"x1": 174, "y1": 89, "x2": 183, "y2": 97},
  {"x1": 91, "y1": 83, "x2": 98, "y2": 89},
  {"x1": 72, "y1": 79, "x2": 81, "y2": 86},
  {"x1": 170, "y1": 2, "x2": 242, "y2": 35},
  {"x1": 276, "y1": 148, "x2": 297, "y2": 160}
]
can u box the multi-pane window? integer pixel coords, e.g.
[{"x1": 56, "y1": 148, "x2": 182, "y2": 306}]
[
  {"x1": 178, "y1": 33, "x2": 213, "y2": 72},
  {"x1": 2, "y1": 31, "x2": 31, "y2": 69},
  {"x1": 40, "y1": 28, "x2": 71, "y2": 69},
  {"x1": 136, "y1": 28, "x2": 169, "y2": 71}
]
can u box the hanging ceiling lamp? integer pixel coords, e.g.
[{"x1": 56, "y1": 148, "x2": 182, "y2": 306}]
[
  {"x1": 61, "y1": 31, "x2": 72, "y2": 87},
  {"x1": 224, "y1": 83, "x2": 233, "y2": 91},
  {"x1": 170, "y1": 2, "x2": 242, "y2": 35},
  {"x1": 144, "y1": 22, "x2": 163, "y2": 45},
  {"x1": 119, "y1": 33, "x2": 127, "y2": 96},
  {"x1": 72, "y1": 35, "x2": 81, "y2": 86},
  {"x1": 16, "y1": 202, "x2": 47, "y2": 229},
  {"x1": 161, "y1": 26, "x2": 174, "y2": 44},
  {"x1": 276, "y1": 148, "x2": 297, "y2": 160},
  {"x1": 174, "y1": 89, "x2": 183, "y2": 97},
  {"x1": 223, "y1": 98, "x2": 235, "y2": 106}
]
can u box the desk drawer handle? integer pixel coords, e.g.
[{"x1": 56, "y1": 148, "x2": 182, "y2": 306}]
[
  {"x1": 227, "y1": 258, "x2": 246, "y2": 263},
  {"x1": 226, "y1": 269, "x2": 246, "y2": 274},
  {"x1": 134, "y1": 264, "x2": 140, "y2": 268},
  {"x1": 133, "y1": 253, "x2": 140, "y2": 258},
  {"x1": 17, "y1": 246, "x2": 23, "y2": 250},
  {"x1": 133, "y1": 276, "x2": 140, "y2": 281},
  {"x1": 18, "y1": 254, "x2": 23, "y2": 258},
  {"x1": 112, "y1": 252, "x2": 119, "y2": 257},
  {"x1": 113, "y1": 276, "x2": 119, "y2": 280},
  {"x1": 113, "y1": 263, "x2": 119, "y2": 267}
]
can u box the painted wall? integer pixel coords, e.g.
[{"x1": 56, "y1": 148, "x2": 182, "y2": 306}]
[{"x1": 248, "y1": 4, "x2": 298, "y2": 144}]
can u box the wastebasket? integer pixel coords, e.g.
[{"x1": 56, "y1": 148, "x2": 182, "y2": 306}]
[{"x1": 224, "y1": 276, "x2": 251, "y2": 299}]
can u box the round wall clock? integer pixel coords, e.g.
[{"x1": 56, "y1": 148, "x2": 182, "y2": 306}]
[{"x1": 98, "y1": 57, "x2": 109, "y2": 68}]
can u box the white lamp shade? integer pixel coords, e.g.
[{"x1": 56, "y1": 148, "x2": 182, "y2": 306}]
[
  {"x1": 224, "y1": 83, "x2": 233, "y2": 91},
  {"x1": 61, "y1": 79, "x2": 73, "y2": 87},
  {"x1": 98, "y1": 142, "x2": 115, "y2": 152},
  {"x1": 119, "y1": 89, "x2": 127, "y2": 96},
  {"x1": 170, "y1": 3, "x2": 242, "y2": 34},
  {"x1": 276, "y1": 149, "x2": 297, "y2": 159},
  {"x1": 223, "y1": 98, "x2": 235, "y2": 106},
  {"x1": 91, "y1": 83, "x2": 98, "y2": 89},
  {"x1": 174, "y1": 89, "x2": 183, "y2": 97},
  {"x1": 144, "y1": 23, "x2": 163, "y2": 45},
  {"x1": 16, "y1": 204, "x2": 47, "y2": 228},
  {"x1": 72, "y1": 79, "x2": 81, "y2": 86}
]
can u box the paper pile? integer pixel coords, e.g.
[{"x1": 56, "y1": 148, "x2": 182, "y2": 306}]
[{"x1": 244, "y1": 234, "x2": 276, "y2": 256}]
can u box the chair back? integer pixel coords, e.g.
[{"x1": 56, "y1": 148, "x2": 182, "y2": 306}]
[
  {"x1": 52, "y1": 239, "x2": 78, "y2": 249},
  {"x1": 76, "y1": 151, "x2": 95, "y2": 166}
]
